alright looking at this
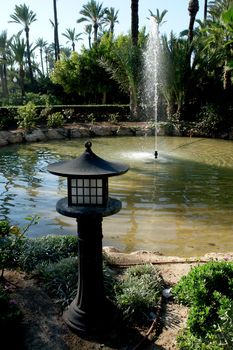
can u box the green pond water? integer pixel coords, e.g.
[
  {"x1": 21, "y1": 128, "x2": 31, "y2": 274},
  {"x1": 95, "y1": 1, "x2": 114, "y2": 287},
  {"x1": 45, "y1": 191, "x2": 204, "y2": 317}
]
[{"x1": 0, "y1": 136, "x2": 232, "y2": 257}]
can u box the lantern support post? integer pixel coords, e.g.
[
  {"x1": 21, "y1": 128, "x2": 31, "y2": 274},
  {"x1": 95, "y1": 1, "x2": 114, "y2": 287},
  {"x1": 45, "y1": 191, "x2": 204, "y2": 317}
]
[{"x1": 47, "y1": 141, "x2": 129, "y2": 335}]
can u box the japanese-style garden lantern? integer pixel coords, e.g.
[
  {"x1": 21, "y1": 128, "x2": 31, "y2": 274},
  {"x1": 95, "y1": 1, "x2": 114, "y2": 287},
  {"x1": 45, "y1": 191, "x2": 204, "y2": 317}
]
[{"x1": 47, "y1": 140, "x2": 129, "y2": 334}]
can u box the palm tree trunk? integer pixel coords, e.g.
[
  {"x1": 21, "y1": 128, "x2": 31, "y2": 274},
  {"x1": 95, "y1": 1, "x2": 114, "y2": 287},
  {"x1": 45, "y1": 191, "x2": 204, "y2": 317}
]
[
  {"x1": 131, "y1": 0, "x2": 139, "y2": 46},
  {"x1": 88, "y1": 34, "x2": 91, "y2": 49},
  {"x1": 0, "y1": 63, "x2": 8, "y2": 97},
  {"x1": 25, "y1": 26, "x2": 34, "y2": 84},
  {"x1": 53, "y1": 0, "x2": 60, "y2": 60},
  {"x1": 19, "y1": 65, "x2": 25, "y2": 97},
  {"x1": 204, "y1": 0, "x2": 208, "y2": 21},
  {"x1": 40, "y1": 48, "x2": 45, "y2": 75},
  {"x1": 188, "y1": 0, "x2": 199, "y2": 43},
  {"x1": 3, "y1": 62, "x2": 8, "y2": 96},
  {"x1": 93, "y1": 22, "x2": 98, "y2": 43}
]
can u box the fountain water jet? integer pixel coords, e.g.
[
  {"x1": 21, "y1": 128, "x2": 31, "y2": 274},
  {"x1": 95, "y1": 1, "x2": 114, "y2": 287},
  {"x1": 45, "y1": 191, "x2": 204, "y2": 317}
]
[{"x1": 142, "y1": 18, "x2": 161, "y2": 159}]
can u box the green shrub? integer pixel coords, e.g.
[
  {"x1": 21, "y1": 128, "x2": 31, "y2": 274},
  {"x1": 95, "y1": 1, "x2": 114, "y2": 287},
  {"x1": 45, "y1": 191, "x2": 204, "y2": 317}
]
[
  {"x1": 195, "y1": 104, "x2": 223, "y2": 137},
  {"x1": 47, "y1": 112, "x2": 64, "y2": 128},
  {"x1": 18, "y1": 235, "x2": 78, "y2": 272},
  {"x1": 173, "y1": 261, "x2": 233, "y2": 349},
  {"x1": 34, "y1": 257, "x2": 78, "y2": 307},
  {"x1": 0, "y1": 220, "x2": 22, "y2": 277},
  {"x1": 115, "y1": 264, "x2": 163, "y2": 325},
  {"x1": 16, "y1": 102, "x2": 38, "y2": 130}
]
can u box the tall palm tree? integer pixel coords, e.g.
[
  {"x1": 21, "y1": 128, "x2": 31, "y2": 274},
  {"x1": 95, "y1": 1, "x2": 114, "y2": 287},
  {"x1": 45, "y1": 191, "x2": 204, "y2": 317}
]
[
  {"x1": 44, "y1": 45, "x2": 54, "y2": 75},
  {"x1": 99, "y1": 35, "x2": 143, "y2": 118},
  {"x1": 204, "y1": 0, "x2": 208, "y2": 20},
  {"x1": 201, "y1": 1, "x2": 233, "y2": 91},
  {"x1": 10, "y1": 35, "x2": 27, "y2": 96},
  {"x1": 62, "y1": 28, "x2": 83, "y2": 51},
  {"x1": 9, "y1": 3, "x2": 37, "y2": 85},
  {"x1": 131, "y1": 0, "x2": 139, "y2": 46},
  {"x1": 84, "y1": 24, "x2": 93, "y2": 48},
  {"x1": 208, "y1": 0, "x2": 233, "y2": 19},
  {"x1": 148, "y1": 9, "x2": 168, "y2": 28},
  {"x1": 104, "y1": 7, "x2": 119, "y2": 35},
  {"x1": 77, "y1": 0, "x2": 107, "y2": 43},
  {"x1": 35, "y1": 38, "x2": 47, "y2": 76},
  {"x1": 0, "y1": 31, "x2": 10, "y2": 97},
  {"x1": 148, "y1": 9, "x2": 168, "y2": 34},
  {"x1": 188, "y1": 0, "x2": 199, "y2": 42},
  {"x1": 53, "y1": 0, "x2": 60, "y2": 60}
]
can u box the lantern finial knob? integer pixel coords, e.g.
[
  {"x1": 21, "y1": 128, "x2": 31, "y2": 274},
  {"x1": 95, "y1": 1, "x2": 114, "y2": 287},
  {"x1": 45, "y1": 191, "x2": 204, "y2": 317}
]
[{"x1": 85, "y1": 141, "x2": 92, "y2": 153}]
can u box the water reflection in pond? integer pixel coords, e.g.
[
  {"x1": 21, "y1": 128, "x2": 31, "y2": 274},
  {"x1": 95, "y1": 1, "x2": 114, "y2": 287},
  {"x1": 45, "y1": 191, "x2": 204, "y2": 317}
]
[{"x1": 0, "y1": 136, "x2": 232, "y2": 257}]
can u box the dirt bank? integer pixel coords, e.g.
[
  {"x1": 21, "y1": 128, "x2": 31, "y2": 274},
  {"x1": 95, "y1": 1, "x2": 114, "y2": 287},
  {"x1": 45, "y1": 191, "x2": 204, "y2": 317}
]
[{"x1": 4, "y1": 250, "x2": 233, "y2": 350}]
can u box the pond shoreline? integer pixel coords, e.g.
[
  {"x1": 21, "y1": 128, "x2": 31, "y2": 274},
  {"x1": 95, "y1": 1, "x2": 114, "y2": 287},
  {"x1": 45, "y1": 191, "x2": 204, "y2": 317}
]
[
  {"x1": 1, "y1": 121, "x2": 233, "y2": 147},
  {"x1": 0, "y1": 122, "x2": 157, "y2": 147}
]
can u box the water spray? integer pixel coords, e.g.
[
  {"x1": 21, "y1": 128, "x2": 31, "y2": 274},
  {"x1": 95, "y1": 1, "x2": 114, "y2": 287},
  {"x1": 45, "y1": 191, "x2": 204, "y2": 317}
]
[{"x1": 142, "y1": 18, "x2": 160, "y2": 161}]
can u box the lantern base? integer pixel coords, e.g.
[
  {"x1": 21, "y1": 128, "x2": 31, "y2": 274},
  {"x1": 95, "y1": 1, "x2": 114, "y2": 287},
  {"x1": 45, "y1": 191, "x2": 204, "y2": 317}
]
[
  {"x1": 63, "y1": 297, "x2": 120, "y2": 335},
  {"x1": 56, "y1": 197, "x2": 122, "y2": 218}
]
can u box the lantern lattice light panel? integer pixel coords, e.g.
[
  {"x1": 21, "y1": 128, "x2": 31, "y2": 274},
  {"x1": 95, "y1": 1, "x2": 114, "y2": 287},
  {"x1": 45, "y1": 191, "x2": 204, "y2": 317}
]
[{"x1": 68, "y1": 177, "x2": 108, "y2": 206}]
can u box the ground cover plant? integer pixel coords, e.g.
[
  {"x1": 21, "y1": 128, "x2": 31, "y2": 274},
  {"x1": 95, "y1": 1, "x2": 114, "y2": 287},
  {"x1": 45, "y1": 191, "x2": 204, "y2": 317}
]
[
  {"x1": 2, "y1": 217, "x2": 233, "y2": 349},
  {"x1": 173, "y1": 261, "x2": 233, "y2": 349},
  {"x1": 115, "y1": 264, "x2": 164, "y2": 326},
  {"x1": 0, "y1": 218, "x2": 164, "y2": 336}
]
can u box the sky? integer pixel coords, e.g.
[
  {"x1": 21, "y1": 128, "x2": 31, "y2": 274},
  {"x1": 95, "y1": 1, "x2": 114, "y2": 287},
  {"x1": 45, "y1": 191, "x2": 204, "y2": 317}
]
[{"x1": 0, "y1": 0, "x2": 205, "y2": 53}]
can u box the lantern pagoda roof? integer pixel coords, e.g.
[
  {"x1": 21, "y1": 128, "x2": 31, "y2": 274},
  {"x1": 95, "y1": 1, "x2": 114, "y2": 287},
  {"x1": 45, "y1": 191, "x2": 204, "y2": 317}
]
[{"x1": 47, "y1": 141, "x2": 129, "y2": 178}]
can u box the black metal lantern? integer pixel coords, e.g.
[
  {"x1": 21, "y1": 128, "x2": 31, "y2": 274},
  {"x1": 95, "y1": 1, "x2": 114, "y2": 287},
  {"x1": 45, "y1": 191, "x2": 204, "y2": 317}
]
[{"x1": 47, "y1": 141, "x2": 129, "y2": 335}]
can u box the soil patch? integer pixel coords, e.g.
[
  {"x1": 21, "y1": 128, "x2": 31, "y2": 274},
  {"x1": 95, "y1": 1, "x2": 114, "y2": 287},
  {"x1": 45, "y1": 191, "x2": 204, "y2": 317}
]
[{"x1": 3, "y1": 250, "x2": 233, "y2": 350}]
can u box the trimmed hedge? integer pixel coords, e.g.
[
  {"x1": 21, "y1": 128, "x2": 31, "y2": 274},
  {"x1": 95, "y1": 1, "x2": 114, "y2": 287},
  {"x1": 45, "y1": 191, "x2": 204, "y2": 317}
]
[{"x1": 0, "y1": 104, "x2": 130, "y2": 130}]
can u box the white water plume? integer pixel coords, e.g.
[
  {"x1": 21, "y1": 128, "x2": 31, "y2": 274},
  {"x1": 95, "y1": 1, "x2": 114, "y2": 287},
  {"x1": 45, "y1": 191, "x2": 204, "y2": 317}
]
[{"x1": 141, "y1": 18, "x2": 161, "y2": 155}]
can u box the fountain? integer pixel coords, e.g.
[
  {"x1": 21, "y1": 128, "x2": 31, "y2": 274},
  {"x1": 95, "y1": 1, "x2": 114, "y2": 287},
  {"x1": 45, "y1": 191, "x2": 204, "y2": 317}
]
[
  {"x1": 0, "y1": 18, "x2": 233, "y2": 257},
  {"x1": 142, "y1": 18, "x2": 161, "y2": 159},
  {"x1": 1, "y1": 136, "x2": 233, "y2": 257}
]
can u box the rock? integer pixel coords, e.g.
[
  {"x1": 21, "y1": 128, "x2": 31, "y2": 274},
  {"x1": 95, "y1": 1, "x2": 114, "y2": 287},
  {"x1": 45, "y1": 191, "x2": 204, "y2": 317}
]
[
  {"x1": 8, "y1": 132, "x2": 23, "y2": 144},
  {"x1": 70, "y1": 127, "x2": 90, "y2": 138},
  {"x1": 24, "y1": 129, "x2": 46, "y2": 142},
  {"x1": 45, "y1": 128, "x2": 67, "y2": 140}
]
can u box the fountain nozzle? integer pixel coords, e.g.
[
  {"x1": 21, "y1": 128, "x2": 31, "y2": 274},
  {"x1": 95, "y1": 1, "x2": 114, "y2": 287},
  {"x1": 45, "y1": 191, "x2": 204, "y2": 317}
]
[{"x1": 154, "y1": 150, "x2": 158, "y2": 159}]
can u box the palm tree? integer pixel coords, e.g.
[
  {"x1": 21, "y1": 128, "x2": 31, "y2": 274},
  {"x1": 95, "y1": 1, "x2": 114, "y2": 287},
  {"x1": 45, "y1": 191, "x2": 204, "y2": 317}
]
[
  {"x1": 77, "y1": 0, "x2": 107, "y2": 43},
  {"x1": 201, "y1": 1, "x2": 233, "y2": 91},
  {"x1": 188, "y1": 0, "x2": 199, "y2": 42},
  {"x1": 104, "y1": 7, "x2": 119, "y2": 35},
  {"x1": 35, "y1": 38, "x2": 47, "y2": 76},
  {"x1": 62, "y1": 28, "x2": 83, "y2": 51},
  {"x1": 84, "y1": 24, "x2": 93, "y2": 48},
  {"x1": 44, "y1": 45, "x2": 54, "y2": 75},
  {"x1": 9, "y1": 3, "x2": 37, "y2": 85},
  {"x1": 208, "y1": 0, "x2": 233, "y2": 18},
  {"x1": 53, "y1": 0, "x2": 60, "y2": 60},
  {"x1": 161, "y1": 33, "x2": 193, "y2": 120},
  {"x1": 10, "y1": 35, "x2": 27, "y2": 96},
  {"x1": 204, "y1": 0, "x2": 208, "y2": 20},
  {"x1": 0, "y1": 31, "x2": 10, "y2": 97},
  {"x1": 148, "y1": 9, "x2": 168, "y2": 29},
  {"x1": 99, "y1": 35, "x2": 143, "y2": 118},
  {"x1": 131, "y1": 0, "x2": 139, "y2": 46}
]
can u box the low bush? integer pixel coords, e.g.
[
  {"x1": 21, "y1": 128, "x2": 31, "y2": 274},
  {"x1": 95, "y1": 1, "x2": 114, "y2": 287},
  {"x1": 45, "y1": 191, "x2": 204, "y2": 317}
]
[
  {"x1": 115, "y1": 264, "x2": 163, "y2": 325},
  {"x1": 18, "y1": 235, "x2": 78, "y2": 272},
  {"x1": 0, "y1": 220, "x2": 22, "y2": 277},
  {"x1": 16, "y1": 102, "x2": 38, "y2": 130},
  {"x1": 173, "y1": 261, "x2": 233, "y2": 349},
  {"x1": 34, "y1": 257, "x2": 78, "y2": 307},
  {"x1": 47, "y1": 112, "x2": 65, "y2": 128}
]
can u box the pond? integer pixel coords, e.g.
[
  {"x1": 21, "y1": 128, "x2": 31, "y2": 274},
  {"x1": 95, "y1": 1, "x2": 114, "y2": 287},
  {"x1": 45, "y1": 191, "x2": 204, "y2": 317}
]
[{"x1": 0, "y1": 136, "x2": 233, "y2": 257}]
